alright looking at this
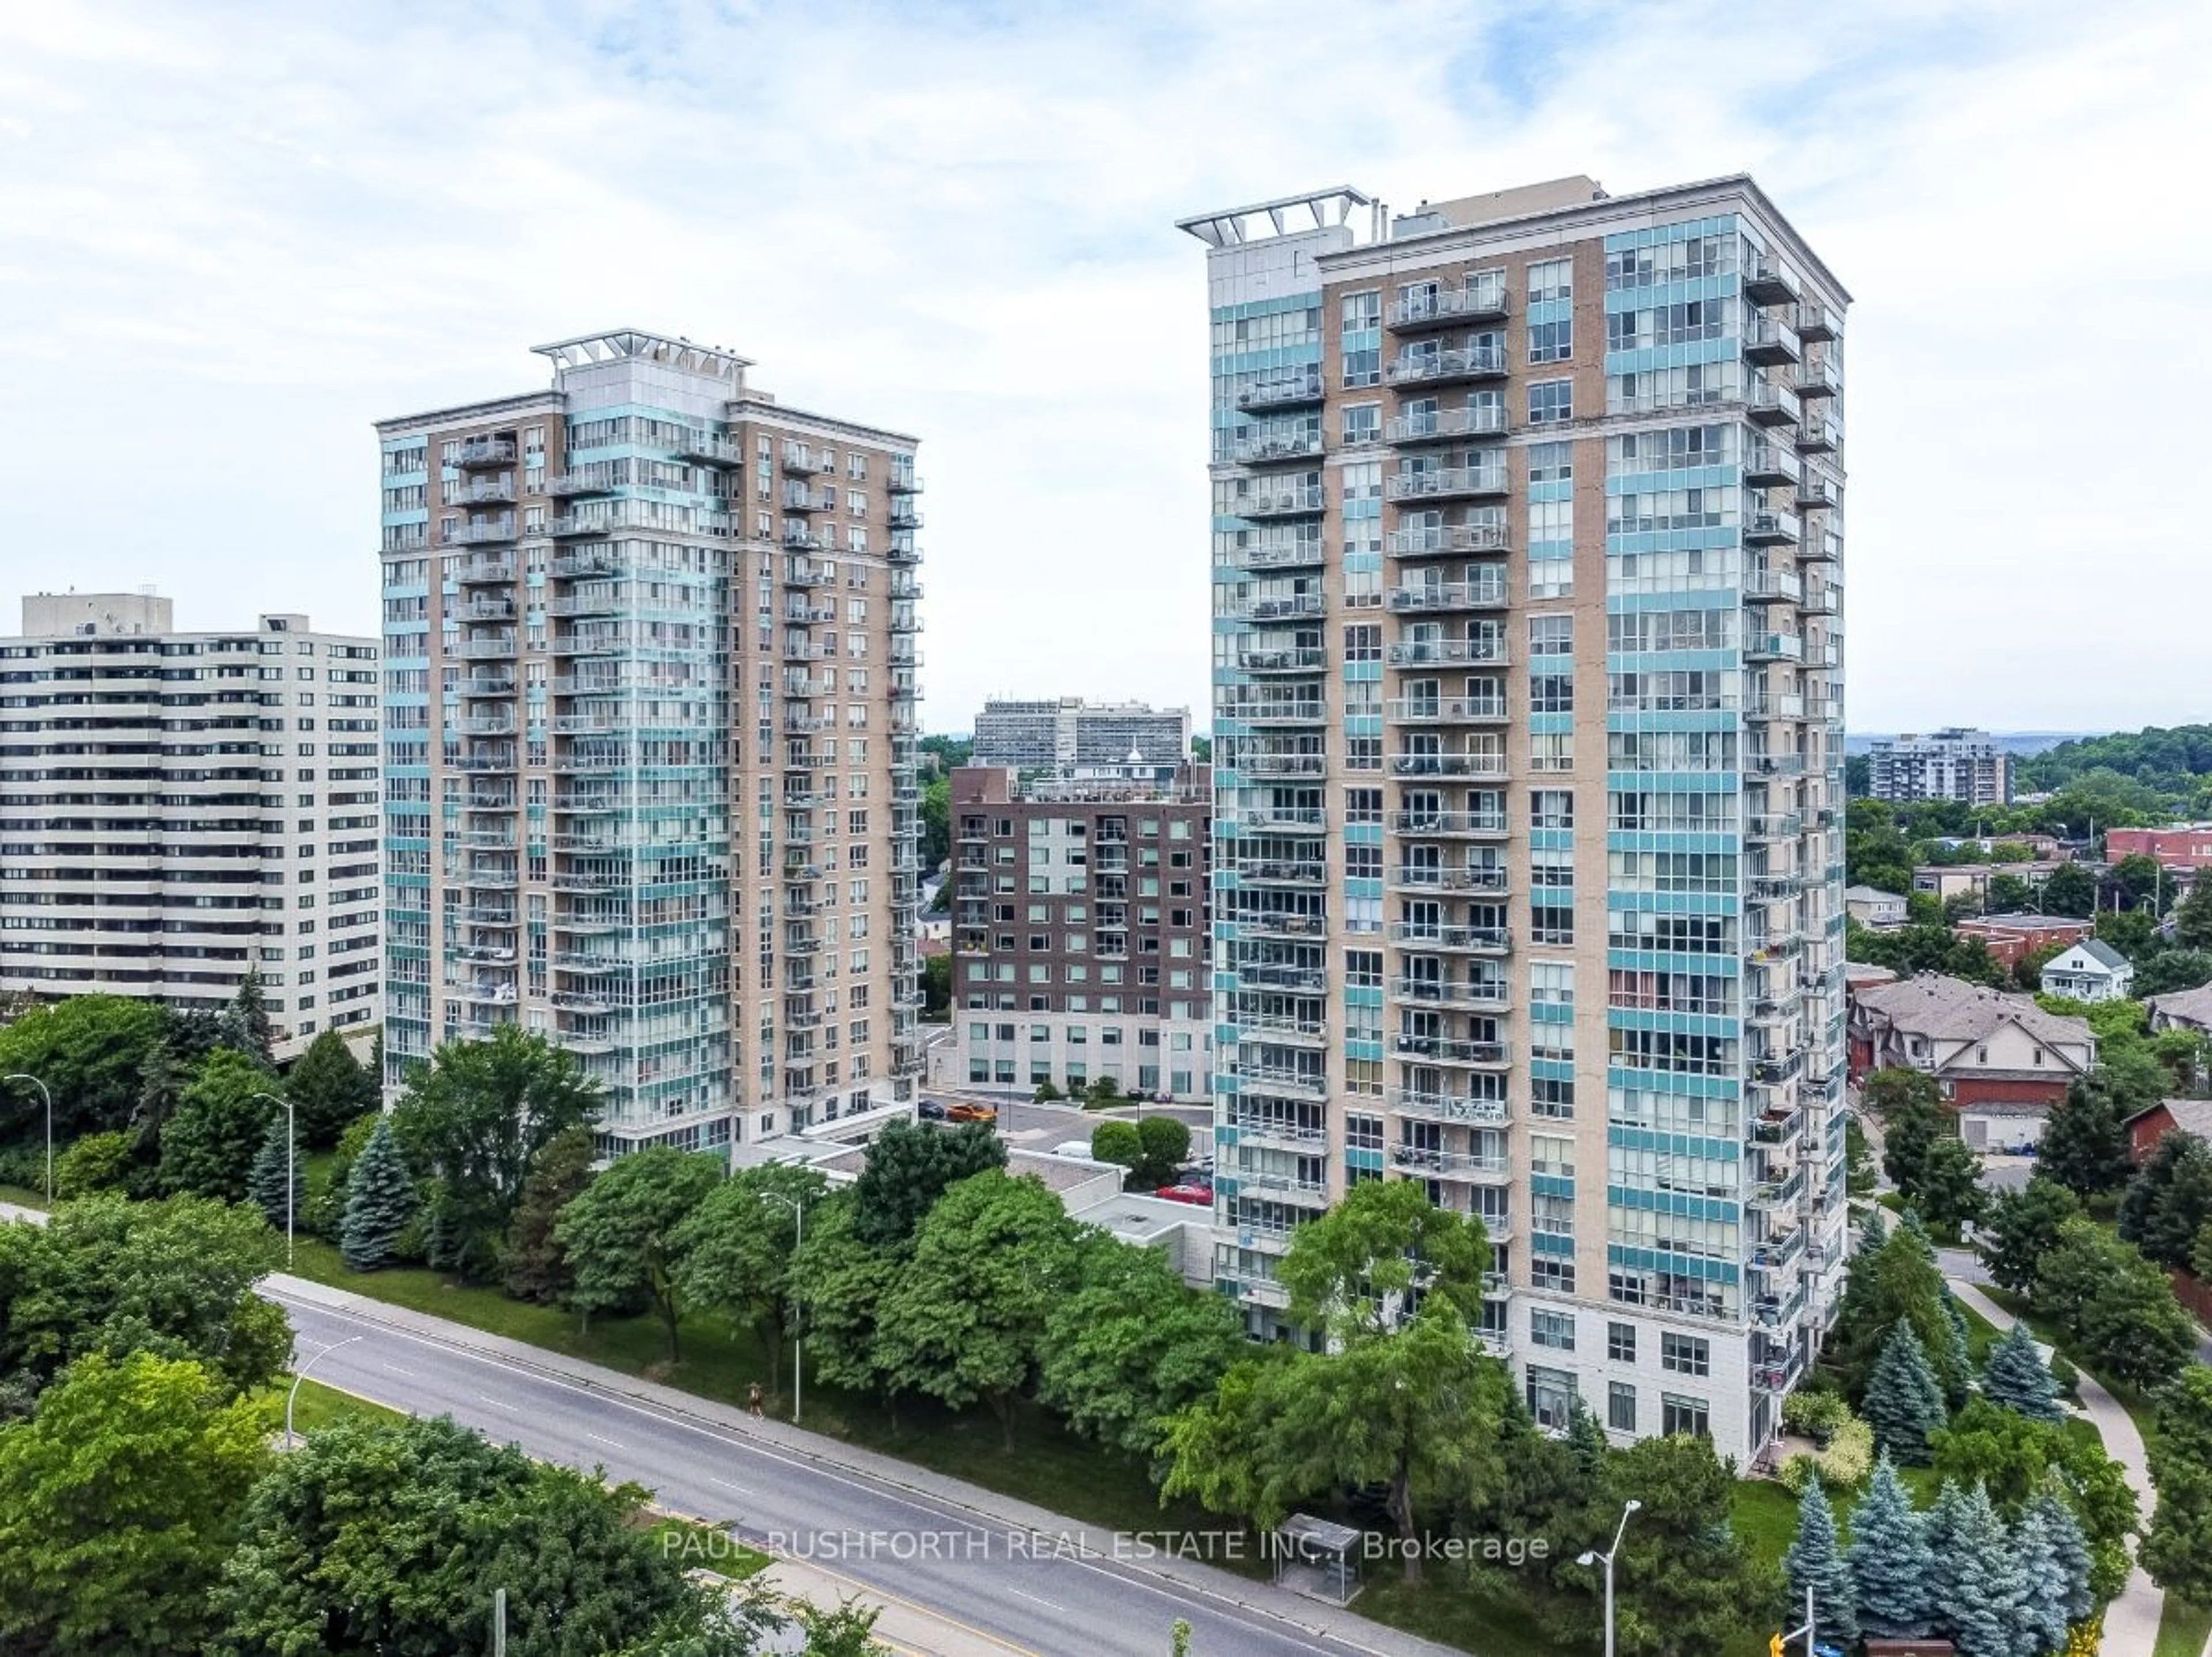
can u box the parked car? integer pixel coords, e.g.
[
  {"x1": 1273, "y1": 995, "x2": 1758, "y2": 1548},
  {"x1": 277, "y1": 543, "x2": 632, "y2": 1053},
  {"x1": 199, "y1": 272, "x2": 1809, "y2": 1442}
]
[
  {"x1": 945, "y1": 1101, "x2": 997, "y2": 1124},
  {"x1": 917, "y1": 1098, "x2": 947, "y2": 1121},
  {"x1": 1050, "y1": 1139, "x2": 1096, "y2": 1159},
  {"x1": 1153, "y1": 1184, "x2": 1213, "y2": 1207}
]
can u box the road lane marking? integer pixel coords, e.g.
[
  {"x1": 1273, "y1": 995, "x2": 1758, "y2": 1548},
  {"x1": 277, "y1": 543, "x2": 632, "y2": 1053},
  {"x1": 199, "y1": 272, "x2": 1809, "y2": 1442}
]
[
  {"x1": 585, "y1": 1430, "x2": 622, "y2": 1446},
  {"x1": 708, "y1": 1476, "x2": 753, "y2": 1494},
  {"x1": 381, "y1": 1362, "x2": 414, "y2": 1375},
  {"x1": 267, "y1": 1292, "x2": 1348, "y2": 1655},
  {"x1": 476, "y1": 1393, "x2": 521, "y2": 1412},
  {"x1": 1006, "y1": 1588, "x2": 1063, "y2": 1611}
]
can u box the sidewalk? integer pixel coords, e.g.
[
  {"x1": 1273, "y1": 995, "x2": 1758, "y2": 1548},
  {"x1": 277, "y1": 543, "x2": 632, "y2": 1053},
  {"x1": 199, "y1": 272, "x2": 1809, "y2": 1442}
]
[
  {"x1": 265, "y1": 1270, "x2": 1462, "y2": 1657},
  {"x1": 1947, "y1": 1277, "x2": 2161, "y2": 1657}
]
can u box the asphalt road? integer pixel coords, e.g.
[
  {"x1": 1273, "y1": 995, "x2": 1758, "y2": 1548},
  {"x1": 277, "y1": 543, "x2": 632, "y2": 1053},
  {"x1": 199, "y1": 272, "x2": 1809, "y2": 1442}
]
[{"x1": 266, "y1": 1288, "x2": 1402, "y2": 1657}]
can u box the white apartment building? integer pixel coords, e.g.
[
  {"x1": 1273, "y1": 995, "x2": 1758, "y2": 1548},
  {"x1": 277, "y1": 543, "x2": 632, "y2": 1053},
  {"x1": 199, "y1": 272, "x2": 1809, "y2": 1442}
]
[
  {"x1": 1868, "y1": 728, "x2": 2011, "y2": 806},
  {"x1": 973, "y1": 697, "x2": 1192, "y2": 775},
  {"x1": 0, "y1": 591, "x2": 382, "y2": 1053}
]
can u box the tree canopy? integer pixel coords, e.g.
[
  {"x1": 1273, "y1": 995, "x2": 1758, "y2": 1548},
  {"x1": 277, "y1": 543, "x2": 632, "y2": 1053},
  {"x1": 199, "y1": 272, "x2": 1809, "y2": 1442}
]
[
  {"x1": 848, "y1": 1119, "x2": 1005, "y2": 1248},
  {"x1": 554, "y1": 1147, "x2": 725, "y2": 1359}
]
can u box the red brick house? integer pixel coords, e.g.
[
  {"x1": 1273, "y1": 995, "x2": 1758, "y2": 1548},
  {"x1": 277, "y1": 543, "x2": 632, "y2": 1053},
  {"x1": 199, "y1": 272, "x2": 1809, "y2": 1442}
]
[
  {"x1": 1952, "y1": 913, "x2": 2093, "y2": 970},
  {"x1": 1849, "y1": 973, "x2": 2096, "y2": 1140}
]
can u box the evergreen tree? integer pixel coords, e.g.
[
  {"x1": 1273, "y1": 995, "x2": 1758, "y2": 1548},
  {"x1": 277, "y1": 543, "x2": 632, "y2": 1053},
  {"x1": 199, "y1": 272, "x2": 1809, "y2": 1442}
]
[
  {"x1": 2027, "y1": 1485, "x2": 2094, "y2": 1628},
  {"x1": 1782, "y1": 1470, "x2": 1859, "y2": 1643},
  {"x1": 339, "y1": 1116, "x2": 416, "y2": 1272},
  {"x1": 1931, "y1": 1481, "x2": 2025, "y2": 1657},
  {"x1": 1847, "y1": 1454, "x2": 1935, "y2": 1637},
  {"x1": 2175, "y1": 870, "x2": 2212, "y2": 951},
  {"x1": 1940, "y1": 1297, "x2": 1974, "y2": 1412},
  {"x1": 221, "y1": 968, "x2": 276, "y2": 1065},
  {"x1": 285, "y1": 1028, "x2": 378, "y2": 1150},
  {"x1": 1981, "y1": 1323, "x2": 2064, "y2": 1423},
  {"x1": 2008, "y1": 1500, "x2": 2070, "y2": 1657},
  {"x1": 1861, "y1": 1205, "x2": 1889, "y2": 1249},
  {"x1": 2038, "y1": 1077, "x2": 2134, "y2": 1199},
  {"x1": 1863, "y1": 1319, "x2": 1949, "y2": 1465},
  {"x1": 247, "y1": 1113, "x2": 303, "y2": 1233},
  {"x1": 505, "y1": 1125, "x2": 596, "y2": 1304}
]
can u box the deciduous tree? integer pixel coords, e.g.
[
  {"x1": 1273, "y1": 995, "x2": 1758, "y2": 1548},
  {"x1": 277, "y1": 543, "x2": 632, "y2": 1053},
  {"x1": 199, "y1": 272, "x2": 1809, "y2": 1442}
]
[
  {"x1": 1915, "y1": 1135, "x2": 1988, "y2": 1233},
  {"x1": 159, "y1": 1049, "x2": 278, "y2": 1203},
  {"x1": 873, "y1": 1171, "x2": 1081, "y2": 1449},
  {"x1": 2119, "y1": 1129, "x2": 2212, "y2": 1269},
  {"x1": 554, "y1": 1147, "x2": 724, "y2": 1360},
  {"x1": 847, "y1": 1119, "x2": 1005, "y2": 1247},
  {"x1": 2036, "y1": 1077, "x2": 2134, "y2": 1199},
  {"x1": 1134, "y1": 1114, "x2": 1191, "y2": 1185},
  {"x1": 390, "y1": 1025, "x2": 600, "y2": 1281},
  {"x1": 1036, "y1": 1229, "x2": 1244, "y2": 1457},
  {"x1": 0, "y1": 1352, "x2": 271, "y2": 1657},
  {"x1": 2036, "y1": 1218, "x2": 2196, "y2": 1393},
  {"x1": 1979, "y1": 1177, "x2": 2082, "y2": 1296},
  {"x1": 285, "y1": 1027, "x2": 378, "y2": 1150},
  {"x1": 1277, "y1": 1174, "x2": 1491, "y2": 1337},
  {"x1": 0, "y1": 994, "x2": 170, "y2": 1147},
  {"x1": 672, "y1": 1162, "x2": 828, "y2": 1396}
]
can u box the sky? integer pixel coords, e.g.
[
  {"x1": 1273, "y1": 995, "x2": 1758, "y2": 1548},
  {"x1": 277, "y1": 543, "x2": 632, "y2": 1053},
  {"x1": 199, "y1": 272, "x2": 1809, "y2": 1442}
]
[{"x1": 0, "y1": 0, "x2": 2205, "y2": 736}]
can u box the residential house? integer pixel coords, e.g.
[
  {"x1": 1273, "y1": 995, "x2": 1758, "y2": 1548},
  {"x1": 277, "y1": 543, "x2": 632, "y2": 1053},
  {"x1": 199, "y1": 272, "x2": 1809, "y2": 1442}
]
[
  {"x1": 1953, "y1": 913, "x2": 2094, "y2": 969},
  {"x1": 1849, "y1": 972, "x2": 2096, "y2": 1145},
  {"x1": 2126, "y1": 1098, "x2": 2212, "y2": 1163},
  {"x1": 2039, "y1": 939, "x2": 2134, "y2": 1003},
  {"x1": 2148, "y1": 984, "x2": 2212, "y2": 1036},
  {"x1": 1911, "y1": 861, "x2": 2071, "y2": 906},
  {"x1": 1845, "y1": 886, "x2": 1909, "y2": 928}
]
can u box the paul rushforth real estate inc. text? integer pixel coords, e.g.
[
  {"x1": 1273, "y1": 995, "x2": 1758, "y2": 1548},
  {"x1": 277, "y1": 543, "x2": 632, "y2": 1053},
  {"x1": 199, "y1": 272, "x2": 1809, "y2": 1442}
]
[{"x1": 663, "y1": 1525, "x2": 1553, "y2": 1567}]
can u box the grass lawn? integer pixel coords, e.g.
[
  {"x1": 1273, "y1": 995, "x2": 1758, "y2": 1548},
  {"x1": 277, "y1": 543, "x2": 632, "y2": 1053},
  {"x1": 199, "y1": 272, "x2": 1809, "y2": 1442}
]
[
  {"x1": 267, "y1": 1375, "x2": 407, "y2": 1434},
  {"x1": 1359, "y1": 1575, "x2": 1590, "y2": 1657},
  {"x1": 282, "y1": 1236, "x2": 1231, "y2": 1559},
  {"x1": 0, "y1": 1184, "x2": 50, "y2": 1210},
  {"x1": 2156, "y1": 1594, "x2": 2212, "y2": 1657}
]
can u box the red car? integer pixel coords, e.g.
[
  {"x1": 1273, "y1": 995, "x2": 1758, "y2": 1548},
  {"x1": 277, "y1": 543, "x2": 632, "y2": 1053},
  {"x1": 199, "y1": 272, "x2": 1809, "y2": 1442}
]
[{"x1": 1153, "y1": 1184, "x2": 1214, "y2": 1207}]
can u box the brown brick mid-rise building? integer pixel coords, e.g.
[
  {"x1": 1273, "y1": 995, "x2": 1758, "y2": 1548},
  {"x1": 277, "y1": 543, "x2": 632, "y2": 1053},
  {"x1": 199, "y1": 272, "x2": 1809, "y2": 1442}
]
[
  {"x1": 950, "y1": 765, "x2": 1214, "y2": 1100},
  {"x1": 376, "y1": 330, "x2": 923, "y2": 1157}
]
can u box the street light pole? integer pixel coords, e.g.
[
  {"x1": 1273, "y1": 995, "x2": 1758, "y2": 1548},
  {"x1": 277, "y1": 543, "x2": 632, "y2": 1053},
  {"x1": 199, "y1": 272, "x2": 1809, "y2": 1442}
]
[
  {"x1": 285, "y1": 1333, "x2": 363, "y2": 1448},
  {"x1": 1576, "y1": 1497, "x2": 1641, "y2": 1657},
  {"x1": 251, "y1": 1091, "x2": 296, "y2": 1268},
  {"x1": 2, "y1": 1075, "x2": 52, "y2": 1205},
  {"x1": 759, "y1": 1191, "x2": 805, "y2": 1425}
]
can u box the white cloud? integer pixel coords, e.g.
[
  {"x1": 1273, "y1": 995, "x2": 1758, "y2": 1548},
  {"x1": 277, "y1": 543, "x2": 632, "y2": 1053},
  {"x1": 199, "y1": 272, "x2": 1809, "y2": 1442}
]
[{"x1": 0, "y1": 0, "x2": 2204, "y2": 732}]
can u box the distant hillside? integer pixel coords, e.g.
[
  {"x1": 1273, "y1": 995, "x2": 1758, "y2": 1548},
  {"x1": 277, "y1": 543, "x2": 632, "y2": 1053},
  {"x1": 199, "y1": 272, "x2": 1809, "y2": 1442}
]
[
  {"x1": 1843, "y1": 731, "x2": 2100, "y2": 758},
  {"x1": 2017, "y1": 725, "x2": 2212, "y2": 795}
]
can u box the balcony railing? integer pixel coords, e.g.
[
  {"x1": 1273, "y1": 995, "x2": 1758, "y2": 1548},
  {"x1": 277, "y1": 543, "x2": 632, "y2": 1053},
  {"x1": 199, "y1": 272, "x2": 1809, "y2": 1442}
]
[
  {"x1": 1385, "y1": 465, "x2": 1509, "y2": 502},
  {"x1": 1234, "y1": 858, "x2": 1328, "y2": 885},
  {"x1": 1386, "y1": 696, "x2": 1508, "y2": 725},
  {"x1": 457, "y1": 437, "x2": 516, "y2": 469},
  {"x1": 1389, "y1": 752, "x2": 1508, "y2": 779},
  {"x1": 1388, "y1": 278, "x2": 1509, "y2": 330},
  {"x1": 1227, "y1": 594, "x2": 1325, "y2": 624},
  {"x1": 1747, "y1": 379, "x2": 1802, "y2": 428},
  {"x1": 1743, "y1": 255, "x2": 1802, "y2": 307},
  {"x1": 1742, "y1": 313, "x2": 1803, "y2": 365},
  {"x1": 1386, "y1": 1087, "x2": 1510, "y2": 1125},
  {"x1": 1391, "y1": 1033, "x2": 1511, "y2": 1068},
  {"x1": 1386, "y1": 638, "x2": 1508, "y2": 668},
  {"x1": 1385, "y1": 578, "x2": 1508, "y2": 613},
  {"x1": 1391, "y1": 811, "x2": 1509, "y2": 838},
  {"x1": 1745, "y1": 509, "x2": 1803, "y2": 547},
  {"x1": 1389, "y1": 864, "x2": 1509, "y2": 893},
  {"x1": 450, "y1": 478, "x2": 515, "y2": 507},
  {"x1": 443, "y1": 518, "x2": 517, "y2": 547},
  {"x1": 1229, "y1": 431, "x2": 1327, "y2": 467},
  {"x1": 1390, "y1": 1144, "x2": 1509, "y2": 1179},
  {"x1": 1744, "y1": 444, "x2": 1802, "y2": 488},
  {"x1": 1387, "y1": 404, "x2": 1509, "y2": 446},
  {"x1": 1386, "y1": 522, "x2": 1512, "y2": 558},
  {"x1": 1234, "y1": 752, "x2": 1327, "y2": 779},
  {"x1": 1387, "y1": 922, "x2": 1512, "y2": 954},
  {"x1": 1239, "y1": 484, "x2": 1326, "y2": 519},
  {"x1": 1385, "y1": 346, "x2": 1510, "y2": 386},
  {"x1": 1236, "y1": 371, "x2": 1325, "y2": 413},
  {"x1": 1392, "y1": 975, "x2": 1509, "y2": 1010}
]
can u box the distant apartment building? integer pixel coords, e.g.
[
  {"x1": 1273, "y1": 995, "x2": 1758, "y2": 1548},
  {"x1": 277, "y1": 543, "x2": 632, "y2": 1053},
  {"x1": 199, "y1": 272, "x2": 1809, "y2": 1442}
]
[
  {"x1": 0, "y1": 591, "x2": 381, "y2": 1053},
  {"x1": 950, "y1": 765, "x2": 1214, "y2": 1099},
  {"x1": 2104, "y1": 826, "x2": 2212, "y2": 873},
  {"x1": 376, "y1": 329, "x2": 923, "y2": 1156},
  {"x1": 1867, "y1": 728, "x2": 2011, "y2": 806},
  {"x1": 1181, "y1": 172, "x2": 1850, "y2": 1463},
  {"x1": 972, "y1": 697, "x2": 1192, "y2": 776}
]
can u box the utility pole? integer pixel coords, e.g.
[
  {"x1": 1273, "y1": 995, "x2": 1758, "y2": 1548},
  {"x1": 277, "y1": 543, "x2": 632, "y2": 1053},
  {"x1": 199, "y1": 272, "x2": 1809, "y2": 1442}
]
[{"x1": 1769, "y1": 1584, "x2": 1817, "y2": 1656}]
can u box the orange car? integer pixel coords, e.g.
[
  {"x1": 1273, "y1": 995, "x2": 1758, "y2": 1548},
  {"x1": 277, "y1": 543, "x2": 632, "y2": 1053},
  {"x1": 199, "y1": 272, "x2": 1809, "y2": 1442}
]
[{"x1": 944, "y1": 1101, "x2": 998, "y2": 1124}]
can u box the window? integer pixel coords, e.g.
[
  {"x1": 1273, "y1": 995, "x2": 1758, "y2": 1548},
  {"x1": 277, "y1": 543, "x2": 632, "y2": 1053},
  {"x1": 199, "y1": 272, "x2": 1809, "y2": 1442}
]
[
  {"x1": 1531, "y1": 1257, "x2": 1574, "y2": 1294},
  {"x1": 1528, "y1": 318, "x2": 1572, "y2": 365},
  {"x1": 1527, "y1": 259, "x2": 1572, "y2": 304},
  {"x1": 1529, "y1": 615, "x2": 1572, "y2": 658},
  {"x1": 1527, "y1": 441, "x2": 1572, "y2": 484},
  {"x1": 1531, "y1": 1309, "x2": 1575, "y2": 1351},
  {"x1": 1608, "y1": 1381, "x2": 1637, "y2": 1433},
  {"x1": 1530, "y1": 671, "x2": 1573, "y2": 715},
  {"x1": 1662, "y1": 1394, "x2": 1710, "y2": 1438},
  {"x1": 1532, "y1": 790, "x2": 1574, "y2": 829},
  {"x1": 1528, "y1": 380, "x2": 1573, "y2": 426},
  {"x1": 1342, "y1": 403, "x2": 1381, "y2": 446},
  {"x1": 1344, "y1": 624, "x2": 1381, "y2": 663},
  {"x1": 1341, "y1": 291, "x2": 1380, "y2": 330},
  {"x1": 1607, "y1": 1322, "x2": 1637, "y2": 1363},
  {"x1": 1661, "y1": 1332, "x2": 1710, "y2": 1377}
]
